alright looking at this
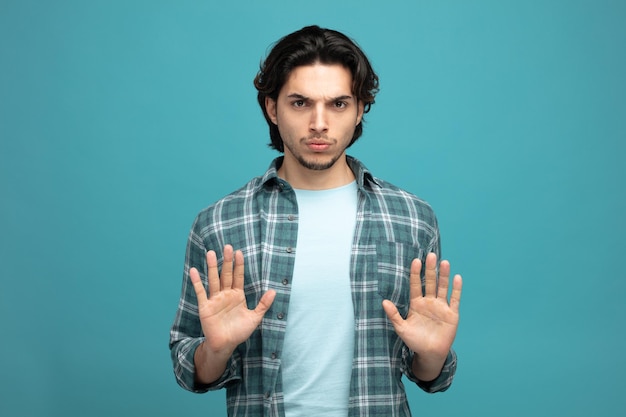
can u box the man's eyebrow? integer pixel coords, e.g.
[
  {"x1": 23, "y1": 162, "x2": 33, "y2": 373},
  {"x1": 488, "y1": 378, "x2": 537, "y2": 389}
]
[
  {"x1": 331, "y1": 95, "x2": 354, "y2": 101},
  {"x1": 286, "y1": 93, "x2": 354, "y2": 101},
  {"x1": 286, "y1": 93, "x2": 309, "y2": 100}
]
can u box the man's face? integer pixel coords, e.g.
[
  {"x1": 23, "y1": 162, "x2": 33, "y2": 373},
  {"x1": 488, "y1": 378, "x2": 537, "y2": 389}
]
[{"x1": 265, "y1": 63, "x2": 364, "y2": 172}]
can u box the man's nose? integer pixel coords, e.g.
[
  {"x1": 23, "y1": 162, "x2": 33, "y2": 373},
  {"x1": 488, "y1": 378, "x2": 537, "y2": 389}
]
[{"x1": 309, "y1": 105, "x2": 329, "y2": 133}]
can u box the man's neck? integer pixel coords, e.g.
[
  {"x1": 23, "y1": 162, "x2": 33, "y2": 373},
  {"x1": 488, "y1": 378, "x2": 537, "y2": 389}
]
[{"x1": 277, "y1": 155, "x2": 355, "y2": 190}]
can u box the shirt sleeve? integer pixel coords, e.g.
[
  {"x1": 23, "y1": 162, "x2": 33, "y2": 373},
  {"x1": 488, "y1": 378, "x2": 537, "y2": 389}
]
[{"x1": 168, "y1": 216, "x2": 242, "y2": 392}]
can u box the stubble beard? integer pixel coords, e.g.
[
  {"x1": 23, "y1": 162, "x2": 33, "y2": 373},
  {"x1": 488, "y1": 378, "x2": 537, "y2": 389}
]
[{"x1": 295, "y1": 153, "x2": 344, "y2": 171}]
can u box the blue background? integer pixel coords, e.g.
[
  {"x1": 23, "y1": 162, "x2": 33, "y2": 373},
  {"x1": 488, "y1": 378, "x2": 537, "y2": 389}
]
[{"x1": 1, "y1": 1, "x2": 625, "y2": 416}]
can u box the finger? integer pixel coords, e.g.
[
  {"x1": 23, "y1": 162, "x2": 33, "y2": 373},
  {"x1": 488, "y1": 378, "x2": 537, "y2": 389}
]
[
  {"x1": 232, "y1": 250, "x2": 245, "y2": 291},
  {"x1": 437, "y1": 260, "x2": 451, "y2": 300},
  {"x1": 424, "y1": 252, "x2": 438, "y2": 297},
  {"x1": 206, "y1": 250, "x2": 220, "y2": 297},
  {"x1": 409, "y1": 258, "x2": 423, "y2": 299},
  {"x1": 254, "y1": 289, "x2": 276, "y2": 317},
  {"x1": 449, "y1": 274, "x2": 463, "y2": 313},
  {"x1": 382, "y1": 299, "x2": 404, "y2": 328},
  {"x1": 190, "y1": 267, "x2": 209, "y2": 305},
  {"x1": 220, "y1": 245, "x2": 234, "y2": 290}
]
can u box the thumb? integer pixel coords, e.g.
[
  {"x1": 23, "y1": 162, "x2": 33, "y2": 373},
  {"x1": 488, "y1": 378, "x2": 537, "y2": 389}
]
[
  {"x1": 382, "y1": 299, "x2": 404, "y2": 327},
  {"x1": 254, "y1": 290, "x2": 276, "y2": 317}
]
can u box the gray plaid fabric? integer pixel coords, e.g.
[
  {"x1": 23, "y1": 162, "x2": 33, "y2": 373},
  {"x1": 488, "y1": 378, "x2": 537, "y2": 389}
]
[{"x1": 170, "y1": 155, "x2": 457, "y2": 417}]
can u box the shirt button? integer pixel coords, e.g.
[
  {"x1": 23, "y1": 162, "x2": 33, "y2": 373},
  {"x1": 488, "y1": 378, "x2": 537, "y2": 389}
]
[
  {"x1": 287, "y1": 214, "x2": 295, "y2": 221},
  {"x1": 271, "y1": 352, "x2": 277, "y2": 359},
  {"x1": 264, "y1": 391, "x2": 271, "y2": 399},
  {"x1": 282, "y1": 278, "x2": 289, "y2": 285},
  {"x1": 286, "y1": 247, "x2": 293, "y2": 253},
  {"x1": 277, "y1": 312, "x2": 284, "y2": 320}
]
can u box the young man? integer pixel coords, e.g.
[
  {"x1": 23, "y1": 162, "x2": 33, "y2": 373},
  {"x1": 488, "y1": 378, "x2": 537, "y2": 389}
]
[{"x1": 170, "y1": 25, "x2": 463, "y2": 417}]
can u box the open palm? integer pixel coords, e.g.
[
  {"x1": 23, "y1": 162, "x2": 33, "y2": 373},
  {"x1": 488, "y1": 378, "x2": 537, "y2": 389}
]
[
  {"x1": 382, "y1": 253, "x2": 462, "y2": 365},
  {"x1": 190, "y1": 245, "x2": 276, "y2": 355}
]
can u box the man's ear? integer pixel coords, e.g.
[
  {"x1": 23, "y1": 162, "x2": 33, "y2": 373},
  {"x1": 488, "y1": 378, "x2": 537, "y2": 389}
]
[
  {"x1": 356, "y1": 101, "x2": 365, "y2": 126},
  {"x1": 265, "y1": 97, "x2": 278, "y2": 125}
]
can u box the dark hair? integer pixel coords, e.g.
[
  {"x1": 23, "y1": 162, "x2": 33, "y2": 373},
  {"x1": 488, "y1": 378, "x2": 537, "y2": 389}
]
[{"x1": 254, "y1": 25, "x2": 379, "y2": 152}]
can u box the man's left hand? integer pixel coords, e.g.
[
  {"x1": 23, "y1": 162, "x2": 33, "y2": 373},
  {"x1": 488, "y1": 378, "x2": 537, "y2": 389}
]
[{"x1": 382, "y1": 252, "x2": 463, "y2": 381}]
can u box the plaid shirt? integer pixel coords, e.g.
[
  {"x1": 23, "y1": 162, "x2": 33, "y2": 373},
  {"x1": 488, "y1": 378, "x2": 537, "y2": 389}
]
[{"x1": 170, "y1": 156, "x2": 457, "y2": 417}]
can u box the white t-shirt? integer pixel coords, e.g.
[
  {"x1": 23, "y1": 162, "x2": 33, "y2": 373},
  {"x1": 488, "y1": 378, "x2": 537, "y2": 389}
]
[{"x1": 282, "y1": 181, "x2": 358, "y2": 417}]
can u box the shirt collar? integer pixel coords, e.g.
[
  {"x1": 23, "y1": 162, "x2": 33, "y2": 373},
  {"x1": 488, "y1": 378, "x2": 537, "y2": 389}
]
[{"x1": 260, "y1": 155, "x2": 380, "y2": 191}]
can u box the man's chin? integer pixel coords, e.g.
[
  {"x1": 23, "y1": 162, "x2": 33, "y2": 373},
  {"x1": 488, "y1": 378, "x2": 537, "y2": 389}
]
[{"x1": 297, "y1": 155, "x2": 341, "y2": 171}]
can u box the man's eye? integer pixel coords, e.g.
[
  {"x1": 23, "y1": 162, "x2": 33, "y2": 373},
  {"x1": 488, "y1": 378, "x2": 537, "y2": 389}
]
[
  {"x1": 334, "y1": 101, "x2": 347, "y2": 109},
  {"x1": 293, "y1": 100, "x2": 305, "y2": 107}
]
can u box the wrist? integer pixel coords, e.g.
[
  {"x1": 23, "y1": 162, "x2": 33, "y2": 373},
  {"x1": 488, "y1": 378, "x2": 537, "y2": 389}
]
[
  {"x1": 194, "y1": 340, "x2": 233, "y2": 385},
  {"x1": 411, "y1": 351, "x2": 447, "y2": 382}
]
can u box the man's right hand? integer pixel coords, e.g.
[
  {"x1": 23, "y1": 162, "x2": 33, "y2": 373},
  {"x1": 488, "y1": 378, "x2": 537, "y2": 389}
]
[{"x1": 190, "y1": 244, "x2": 276, "y2": 384}]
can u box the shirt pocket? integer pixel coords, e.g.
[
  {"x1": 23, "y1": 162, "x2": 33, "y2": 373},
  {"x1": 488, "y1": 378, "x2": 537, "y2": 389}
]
[{"x1": 376, "y1": 241, "x2": 424, "y2": 316}]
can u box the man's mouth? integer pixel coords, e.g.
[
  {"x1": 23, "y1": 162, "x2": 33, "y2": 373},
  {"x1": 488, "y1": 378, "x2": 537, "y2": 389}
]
[{"x1": 305, "y1": 137, "x2": 332, "y2": 152}]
